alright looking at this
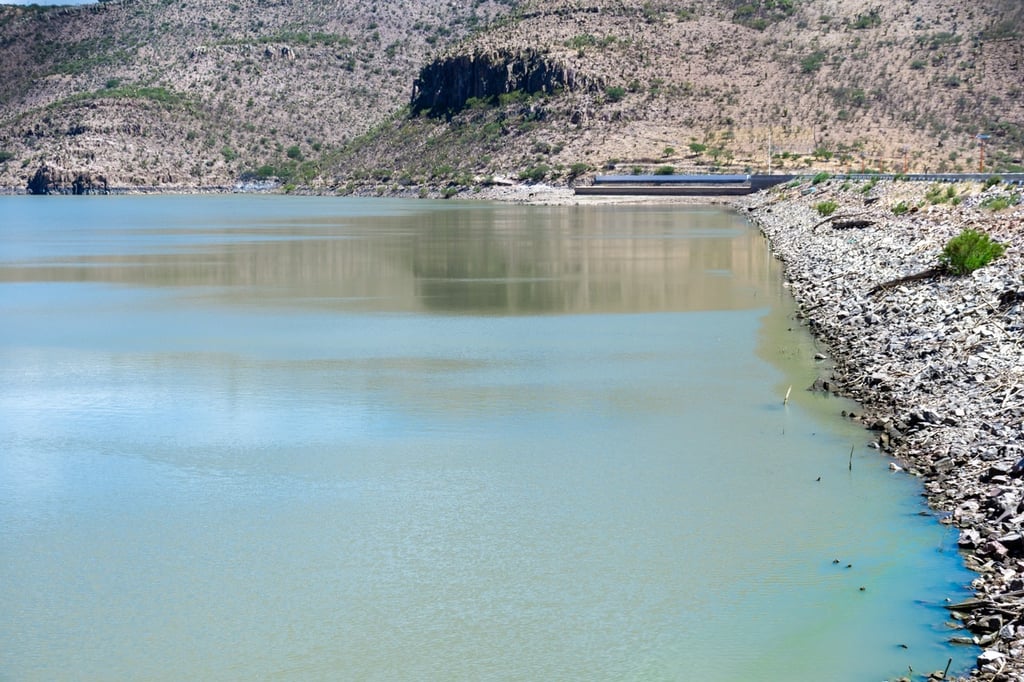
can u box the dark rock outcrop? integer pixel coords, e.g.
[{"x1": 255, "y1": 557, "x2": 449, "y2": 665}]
[
  {"x1": 410, "y1": 49, "x2": 597, "y2": 118},
  {"x1": 27, "y1": 163, "x2": 108, "y2": 195}
]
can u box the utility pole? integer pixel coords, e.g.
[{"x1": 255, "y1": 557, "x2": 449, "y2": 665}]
[{"x1": 977, "y1": 133, "x2": 991, "y2": 173}]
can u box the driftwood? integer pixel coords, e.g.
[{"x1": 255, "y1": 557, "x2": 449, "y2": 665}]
[
  {"x1": 868, "y1": 266, "x2": 946, "y2": 295},
  {"x1": 811, "y1": 210, "x2": 874, "y2": 232},
  {"x1": 832, "y1": 218, "x2": 875, "y2": 230}
]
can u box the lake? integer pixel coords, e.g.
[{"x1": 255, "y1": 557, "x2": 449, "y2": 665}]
[{"x1": 0, "y1": 195, "x2": 976, "y2": 680}]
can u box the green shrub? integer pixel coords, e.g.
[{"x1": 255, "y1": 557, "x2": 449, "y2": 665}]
[
  {"x1": 567, "y1": 162, "x2": 590, "y2": 179},
  {"x1": 980, "y1": 195, "x2": 1018, "y2": 211},
  {"x1": 984, "y1": 175, "x2": 1003, "y2": 189},
  {"x1": 925, "y1": 183, "x2": 954, "y2": 204},
  {"x1": 689, "y1": 142, "x2": 707, "y2": 154},
  {"x1": 892, "y1": 201, "x2": 910, "y2": 215},
  {"x1": 604, "y1": 86, "x2": 626, "y2": 102},
  {"x1": 286, "y1": 145, "x2": 303, "y2": 161},
  {"x1": 0, "y1": 150, "x2": 13, "y2": 163},
  {"x1": 815, "y1": 200, "x2": 839, "y2": 216},
  {"x1": 800, "y1": 51, "x2": 826, "y2": 73},
  {"x1": 811, "y1": 171, "x2": 830, "y2": 185},
  {"x1": 939, "y1": 229, "x2": 1005, "y2": 275},
  {"x1": 654, "y1": 165, "x2": 675, "y2": 175},
  {"x1": 519, "y1": 164, "x2": 550, "y2": 182}
]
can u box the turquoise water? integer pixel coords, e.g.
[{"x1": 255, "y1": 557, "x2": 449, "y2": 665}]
[{"x1": 0, "y1": 196, "x2": 975, "y2": 680}]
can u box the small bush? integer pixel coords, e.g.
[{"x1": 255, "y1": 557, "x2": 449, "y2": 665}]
[
  {"x1": 519, "y1": 164, "x2": 550, "y2": 183},
  {"x1": 0, "y1": 150, "x2": 14, "y2": 163},
  {"x1": 689, "y1": 142, "x2": 707, "y2": 154},
  {"x1": 811, "y1": 171, "x2": 830, "y2": 185},
  {"x1": 566, "y1": 162, "x2": 590, "y2": 179},
  {"x1": 939, "y1": 229, "x2": 1005, "y2": 275},
  {"x1": 654, "y1": 165, "x2": 676, "y2": 175},
  {"x1": 925, "y1": 183, "x2": 955, "y2": 204},
  {"x1": 892, "y1": 201, "x2": 910, "y2": 216},
  {"x1": 604, "y1": 86, "x2": 626, "y2": 102},
  {"x1": 984, "y1": 175, "x2": 1003, "y2": 189},
  {"x1": 980, "y1": 195, "x2": 1018, "y2": 211},
  {"x1": 800, "y1": 51, "x2": 826, "y2": 73},
  {"x1": 815, "y1": 200, "x2": 839, "y2": 216}
]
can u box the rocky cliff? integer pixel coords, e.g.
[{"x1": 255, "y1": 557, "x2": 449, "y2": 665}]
[{"x1": 410, "y1": 49, "x2": 597, "y2": 118}]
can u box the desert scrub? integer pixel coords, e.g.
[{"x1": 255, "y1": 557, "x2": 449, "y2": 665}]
[
  {"x1": 815, "y1": 200, "x2": 839, "y2": 216},
  {"x1": 926, "y1": 183, "x2": 957, "y2": 204},
  {"x1": 939, "y1": 229, "x2": 1005, "y2": 275},
  {"x1": 518, "y1": 164, "x2": 550, "y2": 182},
  {"x1": 811, "y1": 171, "x2": 830, "y2": 185},
  {"x1": 892, "y1": 201, "x2": 910, "y2": 216},
  {"x1": 980, "y1": 194, "x2": 1020, "y2": 211}
]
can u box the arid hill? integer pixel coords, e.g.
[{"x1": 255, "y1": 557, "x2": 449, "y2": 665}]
[{"x1": 0, "y1": 0, "x2": 1021, "y2": 193}]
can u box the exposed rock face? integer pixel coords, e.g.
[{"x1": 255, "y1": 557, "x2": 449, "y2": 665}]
[
  {"x1": 410, "y1": 49, "x2": 596, "y2": 118},
  {"x1": 27, "y1": 163, "x2": 108, "y2": 195}
]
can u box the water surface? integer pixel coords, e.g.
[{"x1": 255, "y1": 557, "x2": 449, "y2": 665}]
[{"x1": 0, "y1": 196, "x2": 976, "y2": 680}]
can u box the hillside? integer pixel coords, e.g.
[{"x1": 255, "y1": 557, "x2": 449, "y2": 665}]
[
  {"x1": 0, "y1": 0, "x2": 1021, "y2": 193},
  {"x1": 0, "y1": 0, "x2": 515, "y2": 191}
]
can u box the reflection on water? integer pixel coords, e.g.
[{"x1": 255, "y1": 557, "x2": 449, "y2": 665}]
[
  {"x1": 0, "y1": 197, "x2": 777, "y2": 314},
  {"x1": 0, "y1": 196, "x2": 976, "y2": 681}
]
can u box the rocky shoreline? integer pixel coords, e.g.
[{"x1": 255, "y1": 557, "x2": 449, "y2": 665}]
[{"x1": 740, "y1": 177, "x2": 1024, "y2": 682}]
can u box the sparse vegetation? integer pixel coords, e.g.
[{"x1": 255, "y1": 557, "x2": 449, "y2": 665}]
[
  {"x1": 926, "y1": 183, "x2": 958, "y2": 204},
  {"x1": 0, "y1": 0, "x2": 1018, "y2": 192},
  {"x1": 980, "y1": 195, "x2": 1019, "y2": 211}
]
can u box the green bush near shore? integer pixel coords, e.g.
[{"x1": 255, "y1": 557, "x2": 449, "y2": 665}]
[
  {"x1": 939, "y1": 229, "x2": 1005, "y2": 275},
  {"x1": 815, "y1": 200, "x2": 839, "y2": 216}
]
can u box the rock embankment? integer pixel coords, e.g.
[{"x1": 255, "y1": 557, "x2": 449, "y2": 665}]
[{"x1": 744, "y1": 177, "x2": 1024, "y2": 681}]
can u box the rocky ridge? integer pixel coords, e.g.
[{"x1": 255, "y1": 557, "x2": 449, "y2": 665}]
[
  {"x1": 2, "y1": 0, "x2": 1022, "y2": 193},
  {"x1": 743, "y1": 177, "x2": 1024, "y2": 681}
]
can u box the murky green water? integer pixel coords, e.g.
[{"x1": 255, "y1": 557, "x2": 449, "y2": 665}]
[{"x1": 0, "y1": 196, "x2": 975, "y2": 680}]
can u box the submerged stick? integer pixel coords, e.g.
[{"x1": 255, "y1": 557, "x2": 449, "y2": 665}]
[
  {"x1": 784, "y1": 385, "x2": 792, "y2": 405},
  {"x1": 848, "y1": 445, "x2": 854, "y2": 471},
  {"x1": 942, "y1": 657, "x2": 952, "y2": 679}
]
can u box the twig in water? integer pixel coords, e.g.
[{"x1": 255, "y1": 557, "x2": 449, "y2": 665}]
[
  {"x1": 848, "y1": 445, "x2": 854, "y2": 471},
  {"x1": 784, "y1": 385, "x2": 792, "y2": 405}
]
